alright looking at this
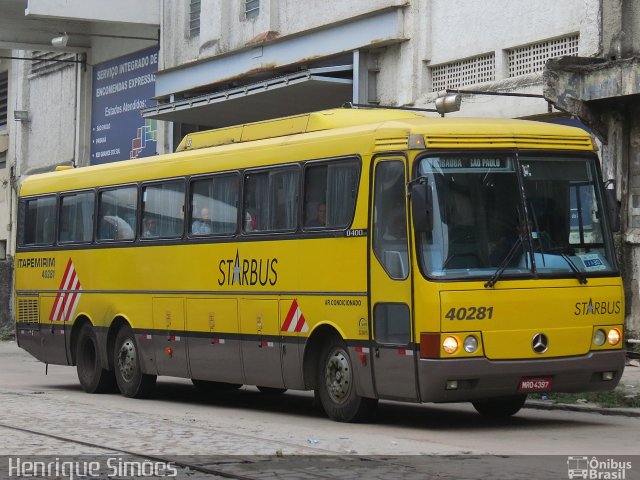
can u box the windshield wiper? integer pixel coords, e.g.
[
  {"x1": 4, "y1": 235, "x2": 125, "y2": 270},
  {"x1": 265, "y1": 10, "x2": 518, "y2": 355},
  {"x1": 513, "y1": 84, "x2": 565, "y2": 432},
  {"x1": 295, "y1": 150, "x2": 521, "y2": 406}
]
[
  {"x1": 558, "y1": 252, "x2": 588, "y2": 285},
  {"x1": 484, "y1": 236, "x2": 523, "y2": 288},
  {"x1": 538, "y1": 245, "x2": 588, "y2": 285}
]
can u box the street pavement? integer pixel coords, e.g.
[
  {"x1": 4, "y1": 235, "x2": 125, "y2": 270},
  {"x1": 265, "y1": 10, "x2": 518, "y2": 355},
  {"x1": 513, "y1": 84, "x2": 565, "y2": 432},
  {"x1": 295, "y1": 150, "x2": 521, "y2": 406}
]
[{"x1": 1, "y1": 340, "x2": 640, "y2": 479}]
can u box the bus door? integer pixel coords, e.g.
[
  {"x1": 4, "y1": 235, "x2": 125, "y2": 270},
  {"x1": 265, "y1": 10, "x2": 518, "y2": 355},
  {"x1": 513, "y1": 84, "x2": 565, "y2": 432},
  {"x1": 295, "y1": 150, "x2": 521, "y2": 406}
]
[
  {"x1": 240, "y1": 299, "x2": 285, "y2": 388},
  {"x1": 152, "y1": 297, "x2": 189, "y2": 377},
  {"x1": 369, "y1": 157, "x2": 419, "y2": 401}
]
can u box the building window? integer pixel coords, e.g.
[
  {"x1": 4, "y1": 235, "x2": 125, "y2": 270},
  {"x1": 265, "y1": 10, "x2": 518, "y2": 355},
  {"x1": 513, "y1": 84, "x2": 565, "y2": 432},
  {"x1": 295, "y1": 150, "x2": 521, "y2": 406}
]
[
  {"x1": 0, "y1": 151, "x2": 5, "y2": 170},
  {"x1": 0, "y1": 71, "x2": 7, "y2": 129},
  {"x1": 245, "y1": 0, "x2": 259, "y2": 19},
  {"x1": 430, "y1": 53, "x2": 495, "y2": 92},
  {"x1": 189, "y1": 0, "x2": 201, "y2": 37},
  {"x1": 507, "y1": 34, "x2": 579, "y2": 77}
]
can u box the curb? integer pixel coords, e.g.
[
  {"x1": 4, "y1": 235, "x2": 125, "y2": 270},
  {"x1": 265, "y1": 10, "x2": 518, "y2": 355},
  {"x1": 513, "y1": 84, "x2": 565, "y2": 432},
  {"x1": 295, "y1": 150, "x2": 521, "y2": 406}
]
[{"x1": 524, "y1": 400, "x2": 640, "y2": 418}]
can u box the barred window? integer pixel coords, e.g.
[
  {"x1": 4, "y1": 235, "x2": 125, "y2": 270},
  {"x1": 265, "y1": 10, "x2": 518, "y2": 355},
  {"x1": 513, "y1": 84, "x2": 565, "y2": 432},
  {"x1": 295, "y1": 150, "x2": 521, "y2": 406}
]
[
  {"x1": 245, "y1": 0, "x2": 259, "y2": 19},
  {"x1": 30, "y1": 51, "x2": 76, "y2": 77},
  {"x1": 0, "y1": 71, "x2": 7, "y2": 128},
  {"x1": 189, "y1": 0, "x2": 201, "y2": 37},
  {"x1": 430, "y1": 54, "x2": 495, "y2": 92},
  {"x1": 507, "y1": 35, "x2": 579, "y2": 77}
]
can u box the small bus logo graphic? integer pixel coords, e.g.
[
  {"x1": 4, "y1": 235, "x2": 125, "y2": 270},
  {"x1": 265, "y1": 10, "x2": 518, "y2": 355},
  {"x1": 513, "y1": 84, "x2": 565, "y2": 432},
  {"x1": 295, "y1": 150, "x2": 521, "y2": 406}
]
[{"x1": 567, "y1": 456, "x2": 589, "y2": 479}]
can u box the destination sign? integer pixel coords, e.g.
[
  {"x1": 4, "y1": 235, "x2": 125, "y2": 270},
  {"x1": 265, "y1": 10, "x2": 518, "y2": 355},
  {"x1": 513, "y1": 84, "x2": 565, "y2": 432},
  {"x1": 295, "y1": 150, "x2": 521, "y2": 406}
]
[{"x1": 421, "y1": 156, "x2": 513, "y2": 173}]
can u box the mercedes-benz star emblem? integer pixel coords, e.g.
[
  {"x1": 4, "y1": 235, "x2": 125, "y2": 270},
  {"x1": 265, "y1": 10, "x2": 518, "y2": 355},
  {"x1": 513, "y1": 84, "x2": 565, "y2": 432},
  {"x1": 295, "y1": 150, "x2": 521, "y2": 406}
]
[{"x1": 532, "y1": 333, "x2": 549, "y2": 354}]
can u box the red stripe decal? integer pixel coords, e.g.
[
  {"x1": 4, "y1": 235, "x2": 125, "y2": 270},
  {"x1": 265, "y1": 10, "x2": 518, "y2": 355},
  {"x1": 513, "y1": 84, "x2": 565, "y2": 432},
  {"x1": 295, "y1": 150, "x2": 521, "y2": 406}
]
[
  {"x1": 281, "y1": 299, "x2": 298, "y2": 332},
  {"x1": 294, "y1": 312, "x2": 306, "y2": 333},
  {"x1": 56, "y1": 270, "x2": 76, "y2": 321}
]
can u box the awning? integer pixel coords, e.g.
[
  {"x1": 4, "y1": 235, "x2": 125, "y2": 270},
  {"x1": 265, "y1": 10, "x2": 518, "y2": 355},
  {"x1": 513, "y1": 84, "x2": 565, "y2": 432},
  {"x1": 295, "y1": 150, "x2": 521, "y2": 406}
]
[{"x1": 141, "y1": 66, "x2": 353, "y2": 128}]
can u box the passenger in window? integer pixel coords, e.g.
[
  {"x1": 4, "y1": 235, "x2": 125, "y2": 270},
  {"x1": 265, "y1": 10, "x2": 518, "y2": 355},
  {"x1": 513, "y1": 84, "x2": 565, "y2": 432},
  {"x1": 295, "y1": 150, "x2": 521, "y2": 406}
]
[
  {"x1": 306, "y1": 203, "x2": 326, "y2": 228},
  {"x1": 143, "y1": 217, "x2": 158, "y2": 237},
  {"x1": 98, "y1": 209, "x2": 116, "y2": 240},
  {"x1": 245, "y1": 210, "x2": 257, "y2": 232},
  {"x1": 192, "y1": 207, "x2": 212, "y2": 234}
]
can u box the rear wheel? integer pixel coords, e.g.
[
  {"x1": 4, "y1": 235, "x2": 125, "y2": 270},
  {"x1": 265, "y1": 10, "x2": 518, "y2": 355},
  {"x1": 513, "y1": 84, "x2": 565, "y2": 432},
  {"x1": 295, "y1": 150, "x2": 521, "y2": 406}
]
[
  {"x1": 114, "y1": 325, "x2": 156, "y2": 398},
  {"x1": 472, "y1": 395, "x2": 527, "y2": 418},
  {"x1": 316, "y1": 337, "x2": 377, "y2": 422},
  {"x1": 76, "y1": 323, "x2": 116, "y2": 393}
]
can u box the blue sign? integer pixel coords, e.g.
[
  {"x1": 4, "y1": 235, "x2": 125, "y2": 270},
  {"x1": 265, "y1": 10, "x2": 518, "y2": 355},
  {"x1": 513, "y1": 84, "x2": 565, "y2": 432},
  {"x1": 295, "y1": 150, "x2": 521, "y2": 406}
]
[{"x1": 91, "y1": 47, "x2": 159, "y2": 165}]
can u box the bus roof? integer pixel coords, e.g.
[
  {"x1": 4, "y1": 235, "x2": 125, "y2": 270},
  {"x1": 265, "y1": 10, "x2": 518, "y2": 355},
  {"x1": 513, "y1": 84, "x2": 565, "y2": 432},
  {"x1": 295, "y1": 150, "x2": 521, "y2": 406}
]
[
  {"x1": 175, "y1": 108, "x2": 423, "y2": 152},
  {"x1": 19, "y1": 108, "x2": 595, "y2": 197}
]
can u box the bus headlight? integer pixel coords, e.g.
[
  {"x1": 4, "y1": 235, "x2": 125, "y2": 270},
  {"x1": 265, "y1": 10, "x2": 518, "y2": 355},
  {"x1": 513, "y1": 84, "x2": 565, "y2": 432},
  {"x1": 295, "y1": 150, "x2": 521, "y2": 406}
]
[
  {"x1": 607, "y1": 328, "x2": 621, "y2": 346},
  {"x1": 593, "y1": 329, "x2": 606, "y2": 346},
  {"x1": 443, "y1": 336, "x2": 458, "y2": 354},
  {"x1": 463, "y1": 335, "x2": 478, "y2": 353}
]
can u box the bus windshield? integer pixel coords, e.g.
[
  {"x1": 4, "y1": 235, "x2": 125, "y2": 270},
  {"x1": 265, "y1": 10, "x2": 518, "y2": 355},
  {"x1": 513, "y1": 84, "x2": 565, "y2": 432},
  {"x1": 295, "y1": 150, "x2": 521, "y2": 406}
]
[{"x1": 416, "y1": 153, "x2": 617, "y2": 280}]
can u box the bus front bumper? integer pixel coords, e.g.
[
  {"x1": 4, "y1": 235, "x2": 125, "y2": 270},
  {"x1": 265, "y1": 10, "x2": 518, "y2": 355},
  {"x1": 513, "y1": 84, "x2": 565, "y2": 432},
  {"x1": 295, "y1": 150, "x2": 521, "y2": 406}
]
[{"x1": 418, "y1": 350, "x2": 626, "y2": 403}]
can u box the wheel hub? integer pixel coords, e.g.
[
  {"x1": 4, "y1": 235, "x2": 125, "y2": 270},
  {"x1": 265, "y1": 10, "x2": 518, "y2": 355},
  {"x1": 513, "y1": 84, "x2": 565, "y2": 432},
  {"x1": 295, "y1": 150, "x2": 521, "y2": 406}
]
[
  {"x1": 325, "y1": 349, "x2": 351, "y2": 403},
  {"x1": 117, "y1": 339, "x2": 137, "y2": 383}
]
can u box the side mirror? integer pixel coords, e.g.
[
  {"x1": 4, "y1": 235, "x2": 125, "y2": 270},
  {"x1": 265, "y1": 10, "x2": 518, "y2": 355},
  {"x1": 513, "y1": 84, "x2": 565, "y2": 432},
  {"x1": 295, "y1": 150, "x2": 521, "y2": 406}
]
[
  {"x1": 411, "y1": 181, "x2": 433, "y2": 232},
  {"x1": 604, "y1": 180, "x2": 620, "y2": 232}
]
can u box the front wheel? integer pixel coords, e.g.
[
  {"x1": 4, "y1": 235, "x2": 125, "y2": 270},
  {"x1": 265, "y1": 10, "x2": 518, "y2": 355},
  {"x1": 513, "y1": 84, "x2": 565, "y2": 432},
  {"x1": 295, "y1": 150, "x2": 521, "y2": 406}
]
[
  {"x1": 113, "y1": 325, "x2": 156, "y2": 398},
  {"x1": 316, "y1": 337, "x2": 377, "y2": 422},
  {"x1": 472, "y1": 394, "x2": 527, "y2": 418},
  {"x1": 76, "y1": 323, "x2": 116, "y2": 393}
]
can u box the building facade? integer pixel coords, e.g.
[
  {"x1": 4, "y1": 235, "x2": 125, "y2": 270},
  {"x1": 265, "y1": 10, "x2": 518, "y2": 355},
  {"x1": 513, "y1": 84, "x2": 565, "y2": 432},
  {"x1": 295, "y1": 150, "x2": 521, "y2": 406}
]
[
  {"x1": 1, "y1": 0, "x2": 636, "y2": 332},
  {"x1": 544, "y1": 0, "x2": 640, "y2": 334}
]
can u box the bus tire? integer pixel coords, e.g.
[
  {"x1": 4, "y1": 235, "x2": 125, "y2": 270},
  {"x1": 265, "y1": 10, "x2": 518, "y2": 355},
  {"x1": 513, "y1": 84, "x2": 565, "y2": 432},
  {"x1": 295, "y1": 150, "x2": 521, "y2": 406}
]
[
  {"x1": 316, "y1": 337, "x2": 377, "y2": 422},
  {"x1": 76, "y1": 323, "x2": 116, "y2": 394},
  {"x1": 472, "y1": 394, "x2": 527, "y2": 418},
  {"x1": 114, "y1": 325, "x2": 156, "y2": 398},
  {"x1": 191, "y1": 379, "x2": 242, "y2": 392}
]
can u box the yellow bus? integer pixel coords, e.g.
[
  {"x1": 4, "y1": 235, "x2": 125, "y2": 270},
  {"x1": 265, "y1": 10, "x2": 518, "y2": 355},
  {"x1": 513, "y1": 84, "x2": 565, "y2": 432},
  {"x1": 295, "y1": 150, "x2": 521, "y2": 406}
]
[{"x1": 14, "y1": 108, "x2": 625, "y2": 421}]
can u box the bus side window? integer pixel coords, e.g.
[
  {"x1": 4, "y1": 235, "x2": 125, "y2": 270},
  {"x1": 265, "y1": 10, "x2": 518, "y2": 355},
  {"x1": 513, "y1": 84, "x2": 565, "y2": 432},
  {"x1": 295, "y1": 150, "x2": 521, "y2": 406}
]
[
  {"x1": 141, "y1": 180, "x2": 185, "y2": 239},
  {"x1": 22, "y1": 196, "x2": 57, "y2": 245},
  {"x1": 97, "y1": 186, "x2": 137, "y2": 241},
  {"x1": 303, "y1": 159, "x2": 359, "y2": 230},
  {"x1": 59, "y1": 191, "x2": 95, "y2": 243},
  {"x1": 190, "y1": 173, "x2": 239, "y2": 236},
  {"x1": 244, "y1": 167, "x2": 298, "y2": 233}
]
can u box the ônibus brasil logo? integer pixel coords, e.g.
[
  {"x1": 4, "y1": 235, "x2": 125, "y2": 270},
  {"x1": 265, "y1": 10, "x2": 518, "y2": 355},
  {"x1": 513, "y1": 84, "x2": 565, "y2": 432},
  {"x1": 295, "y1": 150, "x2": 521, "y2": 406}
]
[{"x1": 567, "y1": 456, "x2": 632, "y2": 479}]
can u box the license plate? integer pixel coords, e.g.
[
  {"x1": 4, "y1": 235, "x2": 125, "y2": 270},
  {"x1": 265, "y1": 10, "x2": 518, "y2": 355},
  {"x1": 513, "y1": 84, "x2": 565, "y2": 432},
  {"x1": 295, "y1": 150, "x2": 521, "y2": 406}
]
[{"x1": 519, "y1": 376, "x2": 553, "y2": 392}]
